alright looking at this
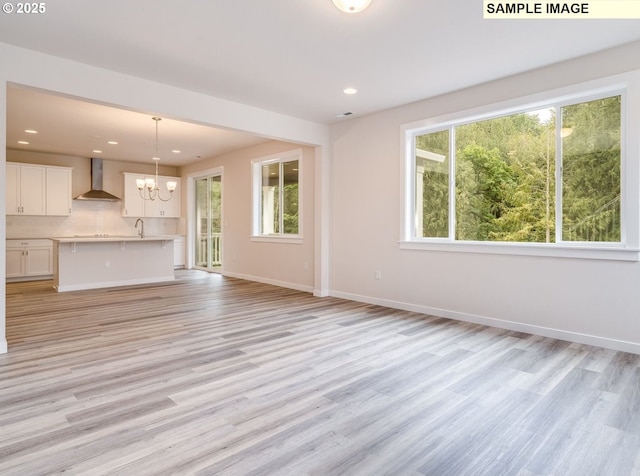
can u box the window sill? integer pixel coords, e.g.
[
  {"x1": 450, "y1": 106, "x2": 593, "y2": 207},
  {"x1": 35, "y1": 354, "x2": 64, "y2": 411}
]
[
  {"x1": 251, "y1": 235, "x2": 303, "y2": 244},
  {"x1": 399, "y1": 240, "x2": 639, "y2": 261}
]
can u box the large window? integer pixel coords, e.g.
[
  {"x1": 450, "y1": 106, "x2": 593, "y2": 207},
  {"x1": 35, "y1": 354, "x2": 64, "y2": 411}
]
[
  {"x1": 410, "y1": 94, "x2": 622, "y2": 247},
  {"x1": 252, "y1": 150, "x2": 301, "y2": 239}
]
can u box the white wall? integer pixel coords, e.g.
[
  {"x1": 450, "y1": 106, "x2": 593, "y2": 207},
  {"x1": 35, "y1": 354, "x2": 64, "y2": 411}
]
[
  {"x1": 0, "y1": 42, "x2": 330, "y2": 354},
  {"x1": 0, "y1": 83, "x2": 6, "y2": 353},
  {"x1": 329, "y1": 41, "x2": 640, "y2": 353},
  {"x1": 180, "y1": 141, "x2": 316, "y2": 292}
]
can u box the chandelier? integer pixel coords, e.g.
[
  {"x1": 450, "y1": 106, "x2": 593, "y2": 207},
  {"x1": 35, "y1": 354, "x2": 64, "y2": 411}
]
[{"x1": 137, "y1": 117, "x2": 177, "y2": 202}]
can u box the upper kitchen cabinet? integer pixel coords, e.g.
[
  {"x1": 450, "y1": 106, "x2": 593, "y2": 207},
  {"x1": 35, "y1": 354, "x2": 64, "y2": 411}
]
[
  {"x1": 122, "y1": 173, "x2": 145, "y2": 217},
  {"x1": 46, "y1": 166, "x2": 73, "y2": 215},
  {"x1": 6, "y1": 162, "x2": 73, "y2": 216},
  {"x1": 147, "y1": 175, "x2": 181, "y2": 218},
  {"x1": 122, "y1": 172, "x2": 181, "y2": 218},
  {"x1": 6, "y1": 163, "x2": 46, "y2": 215}
]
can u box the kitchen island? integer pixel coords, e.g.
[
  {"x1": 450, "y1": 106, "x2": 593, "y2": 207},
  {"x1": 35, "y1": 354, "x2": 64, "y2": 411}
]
[{"x1": 51, "y1": 235, "x2": 176, "y2": 292}]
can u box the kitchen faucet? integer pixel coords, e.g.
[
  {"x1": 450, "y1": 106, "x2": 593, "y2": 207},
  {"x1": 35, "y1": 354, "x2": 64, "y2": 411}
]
[{"x1": 134, "y1": 219, "x2": 144, "y2": 238}]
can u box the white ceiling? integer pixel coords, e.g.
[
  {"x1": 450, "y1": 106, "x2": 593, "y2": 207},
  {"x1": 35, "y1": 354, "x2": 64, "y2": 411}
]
[
  {"x1": 6, "y1": 86, "x2": 270, "y2": 166},
  {"x1": 2, "y1": 1, "x2": 640, "y2": 165}
]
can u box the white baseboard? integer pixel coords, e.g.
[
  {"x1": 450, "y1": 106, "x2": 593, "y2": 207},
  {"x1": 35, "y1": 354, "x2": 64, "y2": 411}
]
[
  {"x1": 330, "y1": 290, "x2": 640, "y2": 355},
  {"x1": 54, "y1": 276, "x2": 176, "y2": 292},
  {"x1": 222, "y1": 271, "x2": 314, "y2": 294},
  {"x1": 0, "y1": 339, "x2": 7, "y2": 354},
  {"x1": 6, "y1": 275, "x2": 53, "y2": 283}
]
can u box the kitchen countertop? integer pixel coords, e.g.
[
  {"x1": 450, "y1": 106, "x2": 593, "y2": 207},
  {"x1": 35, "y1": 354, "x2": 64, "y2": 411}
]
[
  {"x1": 7, "y1": 237, "x2": 55, "y2": 240},
  {"x1": 52, "y1": 235, "x2": 177, "y2": 243}
]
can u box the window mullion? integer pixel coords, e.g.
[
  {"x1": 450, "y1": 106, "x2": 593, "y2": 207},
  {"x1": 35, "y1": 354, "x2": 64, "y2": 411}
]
[
  {"x1": 279, "y1": 162, "x2": 284, "y2": 235},
  {"x1": 449, "y1": 126, "x2": 456, "y2": 240},
  {"x1": 411, "y1": 134, "x2": 418, "y2": 239},
  {"x1": 555, "y1": 105, "x2": 563, "y2": 243}
]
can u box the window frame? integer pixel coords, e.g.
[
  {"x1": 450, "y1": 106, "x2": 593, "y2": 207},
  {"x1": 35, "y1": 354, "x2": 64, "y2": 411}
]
[
  {"x1": 251, "y1": 149, "x2": 303, "y2": 244},
  {"x1": 401, "y1": 77, "x2": 639, "y2": 261}
]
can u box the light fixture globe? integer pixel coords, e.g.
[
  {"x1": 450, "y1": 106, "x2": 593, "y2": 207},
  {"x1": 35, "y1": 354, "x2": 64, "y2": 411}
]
[
  {"x1": 332, "y1": 0, "x2": 373, "y2": 13},
  {"x1": 136, "y1": 117, "x2": 176, "y2": 202}
]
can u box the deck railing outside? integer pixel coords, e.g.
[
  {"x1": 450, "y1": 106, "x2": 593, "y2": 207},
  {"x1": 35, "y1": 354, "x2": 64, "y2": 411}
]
[{"x1": 196, "y1": 233, "x2": 222, "y2": 267}]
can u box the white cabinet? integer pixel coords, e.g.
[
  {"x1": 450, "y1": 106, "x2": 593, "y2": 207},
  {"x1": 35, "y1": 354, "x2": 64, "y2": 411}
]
[
  {"x1": 122, "y1": 173, "x2": 146, "y2": 217},
  {"x1": 6, "y1": 163, "x2": 46, "y2": 215},
  {"x1": 46, "y1": 166, "x2": 73, "y2": 216},
  {"x1": 122, "y1": 173, "x2": 181, "y2": 218},
  {"x1": 6, "y1": 239, "x2": 53, "y2": 280},
  {"x1": 174, "y1": 236, "x2": 185, "y2": 268},
  {"x1": 147, "y1": 176, "x2": 181, "y2": 217},
  {"x1": 6, "y1": 163, "x2": 72, "y2": 216}
]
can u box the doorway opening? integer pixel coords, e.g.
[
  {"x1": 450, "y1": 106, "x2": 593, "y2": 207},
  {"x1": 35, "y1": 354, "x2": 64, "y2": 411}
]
[{"x1": 195, "y1": 174, "x2": 222, "y2": 271}]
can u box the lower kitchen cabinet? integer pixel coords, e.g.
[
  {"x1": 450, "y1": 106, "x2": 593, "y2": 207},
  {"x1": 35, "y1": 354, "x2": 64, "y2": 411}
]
[
  {"x1": 6, "y1": 239, "x2": 53, "y2": 280},
  {"x1": 174, "y1": 236, "x2": 185, "y2": 268}
]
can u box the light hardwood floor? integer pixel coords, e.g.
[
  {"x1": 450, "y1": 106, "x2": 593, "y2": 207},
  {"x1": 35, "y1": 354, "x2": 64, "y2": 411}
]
[{"x1": 2, "y1": 271, "x2": 640, "y2": 475}]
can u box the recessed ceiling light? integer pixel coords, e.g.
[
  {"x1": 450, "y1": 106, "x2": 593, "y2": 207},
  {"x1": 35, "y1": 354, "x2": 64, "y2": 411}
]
[
  {"x1": 172, "y1": 150, "x2": 181, "y2": 154},
  {"x1": 344, "y1": 88, "x2": 358, "y2": 95},
  {"x1": 93, "y1": 150, "x2": 103, "y2": 154},
  {"x1": 107, "y1": 141, "x2": 118, "y2": 145},
  {"x1": 24, "y1": 129, "x2": 38, "y2": 134},
  {"x1": 17, "y1": 140, "x2": 29, "y2": 145},
  {"x1": 336, "y1": 111, "x2": 355, "y2": 117}
]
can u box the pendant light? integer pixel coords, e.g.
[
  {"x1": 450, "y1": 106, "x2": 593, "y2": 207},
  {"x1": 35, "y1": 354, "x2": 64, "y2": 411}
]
[{"x1": 136, "y1": 117, "x2": 177, "y2": 202}]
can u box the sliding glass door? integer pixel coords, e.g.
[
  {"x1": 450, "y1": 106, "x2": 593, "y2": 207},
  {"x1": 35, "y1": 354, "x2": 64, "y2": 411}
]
[{"x1": 195, "y1": 175, "x2": 222, "y2": 270}]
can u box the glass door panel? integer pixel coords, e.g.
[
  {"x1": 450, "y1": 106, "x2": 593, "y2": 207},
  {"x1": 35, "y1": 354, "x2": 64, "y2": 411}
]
[{"x1": 195, "y1": 175, "x2": 222, "y2": 270}]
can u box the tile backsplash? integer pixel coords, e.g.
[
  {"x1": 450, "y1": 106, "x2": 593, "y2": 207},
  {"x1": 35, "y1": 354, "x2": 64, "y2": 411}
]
[{"x1": 6, "y1": 200, "x2": 182, "y2": 239}]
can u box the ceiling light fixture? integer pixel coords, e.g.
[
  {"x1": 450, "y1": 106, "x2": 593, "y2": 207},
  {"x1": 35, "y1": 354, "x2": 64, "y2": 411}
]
[
  {"x1": 332, "y1": 0, "x2": 373, "y2": 13},
  {"x1": 24, "y1": 129, "x2": 38, "y2": 134},
  {"x1": 107, "y1": 141, "x2": 118, "y2": 145},
  {"x1": 343, "y1": 87, "x2": 358, "y2": 95},
  {"x1": 136, "y1": 117, "x2": 177, "y2": 202},
  {"x1": 93, "y1": 150, "x2": 103, "y2": 154},
  {"x1": 17, "y1": 140, "x2": 29, "y2": 145}
]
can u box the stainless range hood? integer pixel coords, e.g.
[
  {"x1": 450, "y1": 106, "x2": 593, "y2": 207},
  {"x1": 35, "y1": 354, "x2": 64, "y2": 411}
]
[{"x1": 75, "y1": 158, "x2": 121, "y2": 201}]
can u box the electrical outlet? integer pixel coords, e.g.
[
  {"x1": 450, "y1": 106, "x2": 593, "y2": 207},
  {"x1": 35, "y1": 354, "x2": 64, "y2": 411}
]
[
  {"x1": 105, "y1": 260, "x2": 111, "y2": 268},
  {"x1": 375, "y1": 270, "x2": 382, "y2": 280}
]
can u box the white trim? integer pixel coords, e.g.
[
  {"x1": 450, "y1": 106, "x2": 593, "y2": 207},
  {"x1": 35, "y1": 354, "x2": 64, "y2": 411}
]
[
  {"x1": 6, "y1": 275, "x2": 53, "y2": 283},
  {"x1": 54, "y1": 276, "x2": 175, "y2": 292},
  {"x1": 250, "y1": 235, "x2": 303, "y2": 244},
  {"x1": 314, "y1": 145, "x2": 330, "y2": 297},
  {"x1": 399, "y1": 241, "x2": 639, "y2": 261},
  {"x1": 222, "y1": 270, "x2": 313, "y2": 293},
  {"x1": 0, "y1": 339, "x2": 6, "y2": 354},
  {"x1": 188, "y1": 165, "x2": 225, "y2": 180},
  {"x1": 330, "y1": 290, "x2": 640, "y2": 355}
]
